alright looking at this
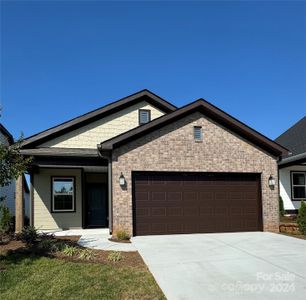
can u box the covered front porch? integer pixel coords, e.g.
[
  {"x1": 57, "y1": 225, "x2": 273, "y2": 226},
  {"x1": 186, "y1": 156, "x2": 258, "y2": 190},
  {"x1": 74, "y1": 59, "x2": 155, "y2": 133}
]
[{"x1": 16, "y1": 147, "x2": 113, "y2": 233}]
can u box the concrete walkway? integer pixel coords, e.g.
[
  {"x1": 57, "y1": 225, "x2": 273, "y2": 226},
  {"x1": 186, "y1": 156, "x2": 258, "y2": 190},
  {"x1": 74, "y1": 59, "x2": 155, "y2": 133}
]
[
  {"x1": 50, "y1": 228, "x2": 136, "y2": 251},
  {"x1": 132, "y1": 232, "x2": 306, "y2": 300}
]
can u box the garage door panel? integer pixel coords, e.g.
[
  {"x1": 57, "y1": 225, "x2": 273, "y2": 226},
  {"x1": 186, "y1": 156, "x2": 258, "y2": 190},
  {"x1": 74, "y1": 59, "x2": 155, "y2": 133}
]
[
  {"x1": 152, "y1": 192, "x2": 166, "y2": 201},
  {"x1": 133, "y1": 172, "x2": 262, "y2": 236}
]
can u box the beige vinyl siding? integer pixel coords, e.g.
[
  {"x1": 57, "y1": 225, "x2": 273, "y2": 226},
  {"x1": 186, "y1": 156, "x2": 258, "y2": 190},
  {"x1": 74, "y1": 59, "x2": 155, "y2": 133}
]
[
  {"x1": 33, "y1": 168, "x2": 82, "y2": 230},
  {"x1": 41, "y1": 101, "x2": 165, "y2": 148}
]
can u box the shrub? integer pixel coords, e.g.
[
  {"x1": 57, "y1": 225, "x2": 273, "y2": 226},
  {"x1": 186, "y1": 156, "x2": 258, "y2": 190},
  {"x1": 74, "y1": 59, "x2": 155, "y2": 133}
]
[
  {"x1": 115, "y1": 229, "x2": 130, "y2": 241},
  {"x1": 279, "y1": 196, "x2": 285, "y2": 217},
  {"x1": 18, "y1": 226, "x2": 38, "y2": 245},
  {"x1": 107, "y1": 251, "x2": 122, "y2": 262},
  {"x1": 0, "y1": 205, "x2": 13, "y2": 233},
  {"x1": 297, "y1": 201, "x2": 306, "y2": 235},
  {"x1": 62, "y1": 245, "x2": 79, "y2": 257},
  {"x1": 38, "y1": 239, "x2": 57, "y2": 253},
  {"x1": 78, "y1": 249, "x2": 95, "y2": 260}
]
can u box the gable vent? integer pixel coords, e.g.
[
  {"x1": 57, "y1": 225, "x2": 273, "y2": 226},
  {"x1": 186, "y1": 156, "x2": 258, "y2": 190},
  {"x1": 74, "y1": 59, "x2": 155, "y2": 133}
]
[{"x1": 194, "y1": 126, "x2": 202, "y2": 141}]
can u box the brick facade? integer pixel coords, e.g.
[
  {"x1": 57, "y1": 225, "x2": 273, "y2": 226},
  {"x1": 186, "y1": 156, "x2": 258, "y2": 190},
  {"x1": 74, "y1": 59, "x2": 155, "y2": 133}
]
[{"x1": 112, "y1": 112, "x2": 279, "y2": 236}]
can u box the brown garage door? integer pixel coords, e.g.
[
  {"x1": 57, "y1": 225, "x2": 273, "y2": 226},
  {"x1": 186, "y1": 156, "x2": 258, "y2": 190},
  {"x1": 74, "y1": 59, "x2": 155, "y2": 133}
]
[{"x1": 133, "y1": 172, "x2": 262, "y2": 236}]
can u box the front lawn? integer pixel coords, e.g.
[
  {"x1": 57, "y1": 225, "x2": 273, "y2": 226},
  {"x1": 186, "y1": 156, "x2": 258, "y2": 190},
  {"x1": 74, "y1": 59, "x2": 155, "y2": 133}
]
[{"x1": 0, "y1": 239, "x2": 165, "y2": 300}]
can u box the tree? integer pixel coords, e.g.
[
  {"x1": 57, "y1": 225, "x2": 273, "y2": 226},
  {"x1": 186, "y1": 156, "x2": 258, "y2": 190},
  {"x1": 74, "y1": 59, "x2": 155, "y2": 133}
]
[
  {"x1": 0, "y1": 137, "x2": 31, "y2": 233},
  {"x1": 0, "y1": 137, "x2": 31, "y2": 188},
  {"x1": 297, "y1": 201, "x2": 306, "y2": 235}
]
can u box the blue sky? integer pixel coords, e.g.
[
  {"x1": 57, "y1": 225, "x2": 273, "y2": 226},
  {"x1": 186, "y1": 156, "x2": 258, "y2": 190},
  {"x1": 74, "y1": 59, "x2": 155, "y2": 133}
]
[{"x1": 1, "y1": 0, "x2": 305, "y2": 141}]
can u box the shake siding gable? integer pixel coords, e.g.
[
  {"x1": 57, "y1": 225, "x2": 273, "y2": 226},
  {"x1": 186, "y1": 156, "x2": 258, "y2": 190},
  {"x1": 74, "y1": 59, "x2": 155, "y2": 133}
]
[{"x1": 40, "y1": 101, "x2": 165, "y2": 148}]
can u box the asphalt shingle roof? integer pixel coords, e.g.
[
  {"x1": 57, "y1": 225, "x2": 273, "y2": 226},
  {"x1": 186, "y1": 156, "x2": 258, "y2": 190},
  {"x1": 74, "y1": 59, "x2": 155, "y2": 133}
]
[{"x1": 275, "y1": 116, "x2": 306, "y2": 156}]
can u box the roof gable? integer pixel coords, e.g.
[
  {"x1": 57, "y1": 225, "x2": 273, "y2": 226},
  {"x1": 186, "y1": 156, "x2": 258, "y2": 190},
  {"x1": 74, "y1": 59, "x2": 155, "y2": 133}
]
[
  {"x1": 21, "y1": 89, "x2": 176, "y2": 149},
  {"x1": 275, "y1": 116, "x2": 306, "y2": 156},
  {"x1": 0, "y1": 123, "x2": 14, "y2": 145},
  {"x1": 100, "y1": 99, "x2": 288, "y2": 157}
]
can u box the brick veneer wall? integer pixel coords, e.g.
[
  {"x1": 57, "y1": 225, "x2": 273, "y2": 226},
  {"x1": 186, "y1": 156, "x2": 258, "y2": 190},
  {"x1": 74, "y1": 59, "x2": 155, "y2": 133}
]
[{"x1": 112, "y1": 112, "x2": 279, "y2": 236}]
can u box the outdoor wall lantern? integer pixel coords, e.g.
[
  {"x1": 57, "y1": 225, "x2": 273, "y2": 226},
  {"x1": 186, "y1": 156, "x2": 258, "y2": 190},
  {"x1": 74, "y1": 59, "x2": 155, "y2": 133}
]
[
  {"x1": 119, "y1": 173, "x2": 126, "y2": 186},
  {"x1": 268, "y1": 175, "x2": 275, "y2": 189}
]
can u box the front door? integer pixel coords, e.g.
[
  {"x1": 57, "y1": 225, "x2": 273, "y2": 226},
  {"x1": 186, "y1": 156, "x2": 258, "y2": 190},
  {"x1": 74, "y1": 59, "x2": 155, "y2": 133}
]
[{"x1": 86, "y1": 183, "x2": 108, "y2": 228}]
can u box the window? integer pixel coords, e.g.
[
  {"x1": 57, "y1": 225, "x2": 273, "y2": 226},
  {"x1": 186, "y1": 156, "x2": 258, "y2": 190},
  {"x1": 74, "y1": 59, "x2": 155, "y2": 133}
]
[
  {"x1": 52, "y1": 177, "x2": 75, "y2": 212},
  {"x1": 139, "y1": 109, "x2": 151, "y2": 125},
  {"x1": 194, "y1": 126, "x2": 202, "y2": 141},
  {"x1": 292, "y1": 172, "x2": 306, "y2": 200}
]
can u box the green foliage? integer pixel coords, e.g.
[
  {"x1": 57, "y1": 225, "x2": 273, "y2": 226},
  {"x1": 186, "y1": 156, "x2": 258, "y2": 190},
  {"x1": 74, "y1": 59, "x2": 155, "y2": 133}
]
[
  {"x1": 279, "y1": 196, "x2": 285, "y2": 216},
  {"x1": 0, "y1": 205, "x2": 13, "y2": 233},
  {"x1": 115, "y1": 229, "x2": 130, "y2": 241},
  {"x1": 0, "y1": 137, "x2": 32, "y2": 187},
  {"x1": 37, "y1": 239, "x2": 65, "y2": 253},
  {"x1": 107, "y1": 251, "x2": 123, "y2": 262},
  {"x1": 18, "y1": 226, "x2": 38, "y2": 245},
  {"x1": 61, "y1": 245, "x2": 79, "y2": 257},
  {"x1": 297, "y1": 201, "x2": 306, "y2": 235},
  {"x1": 78, "y1": 248, "x2": 95, "y2": 260}
]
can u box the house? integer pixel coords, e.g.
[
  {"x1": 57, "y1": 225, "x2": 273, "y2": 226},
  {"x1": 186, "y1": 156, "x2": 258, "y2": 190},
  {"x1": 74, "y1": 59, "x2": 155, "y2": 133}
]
[
  {"x1": 275, "y1": 116, "x2": 306, "y2": 214},
  {"x1": 0, "y1": 123, "x2": 30, "y2": 219},
  {"x1": 18, "y1": 90, "x2": 288, "y2": 236}
]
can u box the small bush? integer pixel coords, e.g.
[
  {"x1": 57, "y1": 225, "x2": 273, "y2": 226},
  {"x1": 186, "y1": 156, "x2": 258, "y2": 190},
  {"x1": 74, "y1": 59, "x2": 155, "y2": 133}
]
[
  {"x1": 62, "y1": 245, "x2": 79, "y2": 257},
  {"x1": 297, "y1": 201, "x2": 306, "y2": 235},
  {"x1": 115, "y1": 229, "x2": 130, "y2": 241},
  {"x1": 78, "y1": 249, "x2": 95, "y2": 260},
  {"x1": 18, "y1": 226, "x2": 38, "y2": 245},
  {"x1": 0, "y1": 205, "x2": 13, "y2": 233},
  {"x1": 107, "y1": 251, "x2": 122, "y2": 262},
  {"x1": 38, "y1": 239, "x2": 57, "y2": 253},
  {"x1": 279, "y1": 196, "x2": 285, "y2": 217}
]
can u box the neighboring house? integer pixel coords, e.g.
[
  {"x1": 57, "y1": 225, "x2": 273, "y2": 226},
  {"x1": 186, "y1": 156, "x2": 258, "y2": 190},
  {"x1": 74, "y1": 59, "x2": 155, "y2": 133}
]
[
  {"x1": 0, "y1": 123, "x2": 30, "y2": 218},
  {"x1": 19, "y1": 90, "x2": 288, "y2": 236},
  {"x1": 275, "y1": 116, "x2": 306, "y2": 214}
]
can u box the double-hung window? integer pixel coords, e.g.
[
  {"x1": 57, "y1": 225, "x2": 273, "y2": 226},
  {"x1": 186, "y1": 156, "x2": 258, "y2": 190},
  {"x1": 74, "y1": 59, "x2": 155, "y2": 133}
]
[
  {"x1": 52, "y1": 177, "x2": 75, "y2": 212},
  {"x1": 291, "y1": 172, "x2": 306, "y2": 200}
]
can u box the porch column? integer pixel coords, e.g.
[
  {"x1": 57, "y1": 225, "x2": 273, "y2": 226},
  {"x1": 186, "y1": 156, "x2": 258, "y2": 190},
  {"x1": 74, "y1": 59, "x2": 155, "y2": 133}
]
[{"x1": 15, "y1": 174, "x2": 24, "y2": 233}]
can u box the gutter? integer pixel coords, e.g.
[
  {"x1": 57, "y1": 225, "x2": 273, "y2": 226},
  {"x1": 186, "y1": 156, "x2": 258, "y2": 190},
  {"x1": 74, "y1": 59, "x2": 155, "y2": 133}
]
[{"x1": 278, "y1": 152, "x2": 306, "y2": 168}]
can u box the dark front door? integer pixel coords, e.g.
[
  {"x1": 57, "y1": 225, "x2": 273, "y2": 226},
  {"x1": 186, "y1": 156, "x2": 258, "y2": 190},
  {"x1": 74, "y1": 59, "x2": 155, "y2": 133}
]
[
  {"x1": 86, "y1": 183, "x2": 108, "y2": 228},
  {"x1": 133, "y1": 172, "x2": 262, "y2": 236}
]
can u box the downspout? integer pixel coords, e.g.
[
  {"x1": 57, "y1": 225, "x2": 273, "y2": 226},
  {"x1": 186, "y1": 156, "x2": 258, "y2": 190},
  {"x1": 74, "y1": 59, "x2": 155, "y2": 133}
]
[{"x1": 97, "y1": 145, "x2": 113, "y2": 235}]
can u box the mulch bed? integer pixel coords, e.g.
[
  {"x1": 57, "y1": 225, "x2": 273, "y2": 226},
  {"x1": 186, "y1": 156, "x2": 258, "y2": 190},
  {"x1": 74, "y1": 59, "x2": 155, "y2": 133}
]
[
  {"x1": 108, "y1": 237, "x2": 131, "y2": 243},
  {"x1": 280, "y1": 233, "x2": 306, "y2": 240},
  {"x1": 0, "y1": 236, "x2": 146, "y2": 270}
]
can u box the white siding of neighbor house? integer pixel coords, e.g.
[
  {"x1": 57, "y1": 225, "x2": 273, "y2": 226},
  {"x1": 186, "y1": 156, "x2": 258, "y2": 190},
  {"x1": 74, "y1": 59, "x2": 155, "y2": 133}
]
[
  {"x1": 40, "y1": 101, "x2": 165, "y2": 148},
  {"x1": 33, "y1": 168, "x2": 82, "y2": 230},
  {"x1": 279, "y1": 165, "x2": 306, "y2": 210},
  {"x1": 0, "y1": 131, "x2": 20, "y2": 217}
]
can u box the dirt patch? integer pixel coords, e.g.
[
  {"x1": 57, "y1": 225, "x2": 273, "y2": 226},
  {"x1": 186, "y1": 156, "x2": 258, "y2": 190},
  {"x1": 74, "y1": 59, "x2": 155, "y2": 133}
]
[
  {"x1": 0, "y1": 240, "x2": 26, "y2": 255},
  {"x1": 1, "y1": 236, "x2": 146, "y2": 270},
  {"x1": 54, "y1": 249, "x2": 146, "y2": 269}
]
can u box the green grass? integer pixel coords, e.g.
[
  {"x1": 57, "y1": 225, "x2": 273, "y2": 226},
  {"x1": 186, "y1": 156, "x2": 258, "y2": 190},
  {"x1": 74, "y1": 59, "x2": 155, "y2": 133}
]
[{"x1": 0, "y1": 253, "x2": 165, "y2": 300}]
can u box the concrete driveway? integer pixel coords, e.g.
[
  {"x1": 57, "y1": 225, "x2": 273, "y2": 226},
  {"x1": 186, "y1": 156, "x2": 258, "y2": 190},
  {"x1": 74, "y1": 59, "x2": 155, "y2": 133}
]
[{"x1": 132, "y1": 232, "x2": 306, "y2": 300}]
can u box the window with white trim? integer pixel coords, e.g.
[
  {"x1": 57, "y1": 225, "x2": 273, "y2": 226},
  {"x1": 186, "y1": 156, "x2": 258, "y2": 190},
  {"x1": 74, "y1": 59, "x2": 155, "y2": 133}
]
[
  {"x1": 52, "y1": 177, "x2": 75, "y2": 212},
  {"x1": 292, "y1": 172, "x2": 306, "y2": 200}
]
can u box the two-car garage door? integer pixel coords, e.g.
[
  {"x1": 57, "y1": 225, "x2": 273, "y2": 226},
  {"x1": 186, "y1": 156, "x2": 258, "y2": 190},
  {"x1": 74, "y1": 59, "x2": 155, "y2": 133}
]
[{"x1": 133, "y1": 172, "x2": 262, "y2": 236}]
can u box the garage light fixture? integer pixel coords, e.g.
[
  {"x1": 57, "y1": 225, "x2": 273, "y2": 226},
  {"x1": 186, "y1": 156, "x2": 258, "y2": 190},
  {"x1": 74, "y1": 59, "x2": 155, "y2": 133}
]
[
  {"x1": 268, "y1": 175, "x2": 275, "y2": 189},
  {"x1": 119, "y1": 173, "x2": 126, "y2": 186}
]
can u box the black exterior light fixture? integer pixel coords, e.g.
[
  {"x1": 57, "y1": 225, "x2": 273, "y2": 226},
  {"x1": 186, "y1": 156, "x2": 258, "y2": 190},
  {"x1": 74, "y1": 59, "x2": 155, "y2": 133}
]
[
  {"x1": 268, "y1": 175, "x2": 275, "y2": 189},
  {"x1": 119, "y1": 173, "x2": 126, "y2": 186}
]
